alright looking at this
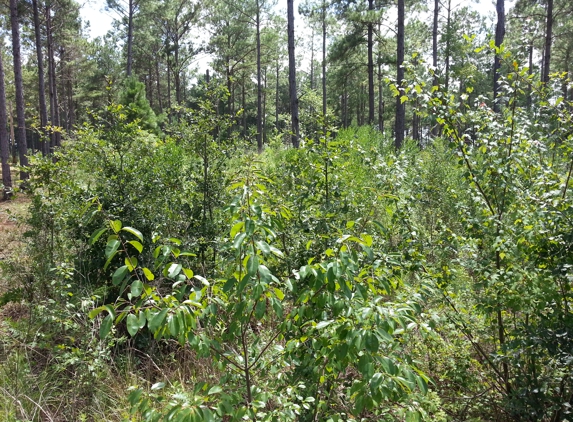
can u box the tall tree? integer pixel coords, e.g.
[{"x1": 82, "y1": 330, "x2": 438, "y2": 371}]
[
  {"x1": 367, "y1": 0, "x2": 374, "y2": 124},
  {"x1": 493, "y1": 0, "x2": 505, "y2": 112},
  {"x1": 395, "y1": 0, "x2": 405, "y2": 149},
  {"x1": 32, "y1": 0, "x2": 49, "y2": 155},
  {"x1": 287, "y1": 0, "x2": 300, "y2": 147},
  {"x1": 542, "y1": 0, "x2": 553, "y2": 83},
  {"x1": 9, "y1": 0, "x2": 29, "y2": 179},
  {"x1": 0, "y1": 44, "x2": 12, "y2": 199}
]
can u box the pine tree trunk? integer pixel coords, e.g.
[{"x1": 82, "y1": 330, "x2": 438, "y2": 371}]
[
  {"x1": 10, "y1": 0, "x2": 28, "y2": 179},
  {"x1": 256, "y1": 0, "x2": 263, "y2": 153},
  {"x1": 46, "y1": 5, "x2": 61, "y2": 148},
  {"x1": 322, "y1": 1, "x2": 326, "y2": 120},
  {"x1": 127, "y1": 0, "x2": 134, "y2": 77},
  {"x1": 0, "y1": 48, "x2": 13, "y2": 197},
  {"x1": 32, "y1": 0, "x2": 49, "y2": 155},
  {"x1": 395, "y1": 0, "x2": 405, "y2": 149},
  {"x1": 287, "y1": 0, "x2": 300, "y2": 148},
  {"x1": 367, "y1": 0, "x2": 374, "y2": 124},
  {"x1": 542, "y1": 0, "x2": 553, "y2": 83},
  {"x1": 493, "y1": 0, "x2": 505, "y2": 112}
]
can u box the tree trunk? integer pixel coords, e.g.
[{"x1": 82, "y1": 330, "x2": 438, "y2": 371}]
[
  {"x1": 322, "y1": 0, "x2": 326, "y2": 121},
  {"x1": 256, "y1": 0, "x2": 263, "y2": 153},
  {"x1": 445, "y1": 0, "x2": 451, "y2": 92},
  {"x1": 32, "y1": 0, "x2": 49, "y2": 156},
  {"x1": 493, "y1": 0, "x2": 505, "y2": 113},
  {"x1": 395, "y1": 0, "x2": 405, "y2": 149},
  {"x1": 287, "y1": 0, "x2": 300, "y2": 148},
  {"x1": 275, "y1": 54, "x2": 279, "y2": 129},
  {"x1": 0, "y1": 47, "x2": 13, "y2": 198},
  {"x1": 127, "y1": 0, "x2": 134, "y2": 77},
  {"x1": 542, "y1": 0, "x2": 553, "y2": 83},
  {"x1": 367, "y1": 0, "x2": 374, "y2": 124},
  {"x1": 10, "y1": 0, "x2": 29, "y2": 179},
  {"x1": 156, "y1": 60, "x2": 163, "y2": 114},
  {"x1": 46, "y1": 4, "x2": 61, "y2": 149},
  {"x1": 431, "y1": 0, "x2": 440, "y2": 136},
  {"x1": 527, "y1": 42, "x2": 533, "y2": 109}
]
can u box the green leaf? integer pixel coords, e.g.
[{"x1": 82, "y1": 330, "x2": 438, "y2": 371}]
[
  {"x1": 364, "y1": 332, "x2": 380, "y2": 353},
  {"x1": 223, "y1": 277, "x2": 237, "y2": 292},
  {"x1": 247, "y1": 255, "x2": 259, "y2": 277},
  {"x1": 151, "y1": 382, "x2": 165, "y2": 391},
  {"x1": 89, "y1": 227, "x2": 108, "y2": 245},
  {"x1": 255, "y1": 240, "x2": 271, "y2": 254},
  {"x1": 121, "y1": 226, "x2": 143, "y2": 241},
  {"x1": 230, "y1": 221, "x2": 244, "y2": 238},
  {"x1": 168, "y1": 314, "x2": 180, "y2": 336},
  {"x1": 125, "y1": 256, "x2": 138, "y2": 271},
  {"x1": 167, "y1": 263, "x2": 182, "y2": 279},
  {"x1": 233, "y1": 233, "x2": 247, "y2": 250},
  {"x1": 207, "y1": 385, "x2": 223, "y2": 395},
  {"x1": 148, "y1": 309, "x2": 168, "y2": 333},
  {"x1": 406, "y1": 411, "x2": 421, "y2": 422},
  {"x1": 143, "y1": 267, "x2": 155, "y2": 281},
  {"x1": 273, "y1": 288, "x2": 285, "y2": 301},
  {"x1": 105, "y1": 239, "x2": 121, "y2": 259},
  {"x1": 255, "y1": 299, "x2": 266, "y2": 319},
  {"x1": 269, "y1": 246, "x2": 284, "y2": 258},
  {"x1": 99, "y1": 314, "x2": 113, "y2": 339},
  {"x1": 128, "y1": 240, "x2": 143, "y2": 253},
  {"x1": 110, "y1": 220, "x2": 122, "y2": 233},
  {"x1": 126, "y1": 314, "x2": 140, "y2": 336},
  {"x1": 183, "y1": 268, "x2": 194, "y2": 279},
  {"x1": 316, "y1": 320, "x2": 334, "y2": 330},
  {"x1": 131, "y1": 280, "x2": 143, "y2": 297},
  {"x1": 112, "y1": 265, "x2": 129, "y2": 286}
]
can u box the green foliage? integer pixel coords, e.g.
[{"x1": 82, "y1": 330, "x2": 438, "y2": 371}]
[{"x1": 119, "y1": 77, "x2": 161, "y2": 134}]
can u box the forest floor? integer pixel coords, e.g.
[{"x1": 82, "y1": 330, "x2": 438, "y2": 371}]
[{"x1": 0, "y1": 169, "x2": 30, "y2": 320}]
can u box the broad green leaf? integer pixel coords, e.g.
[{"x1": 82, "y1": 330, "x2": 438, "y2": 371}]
[
  {"x1": 247, "y1": 255, "x2": 259, "y2": 277},
  {"x1": 273, "y1": 288, "x2": 285, "y2": 301},
  {"x1": 255, "y1": 240, "x2": 271, "y2": 254},
  {"x1": 316, "y1": 320, "x2": 334, "y2": 330},
  {"x1": 128, "y1": 240, "x2": 143, "y2": 254},
  {"x1": 233, "y1": 233, "x2": 247, "y2": 250},
  {"x1": 230, "y1": 221, "x2": 244, "y2": 238},
  {"x1": 89, "y1": 227, "x2": 108, "y2": 245},
  {"x1": 105, "y1": 239, "x2": 121, "y2": 259},
  {"x1": 223, "y1": 277, "x2": 237, "y2": 292},
  {"x1": 125, "y1": 257, "x2": 138, "y2": 271},
  {"x1": 126, "y1": 314, "x2": 139, "y2": 336},
  {"x1": 110, "y1": 220, "x2": 122, "y2": 233},
  {"x1": 167, "y1": 263, "x2": 182, "y2": 279},
  {"x1": 207, "y1": 385, "x2": 223, "y2": 395},
  {"x1": 183, "y1": 268, "x2": 194, "y2": 279},
  {"x1": 148, "y1": 308, "x2": 168, "y2": 333},
  {"x1": 112, "y1": 265, "x2": 129, "y2": 286},
  {"x1": 99, "y1": 314, "x2": 113, "y2": 339},
  {"x1": 365, "y1": 332, "x2": 380, "y2": 353},
  {"x1": 255, "y1": 299, "x2": 266, "y2": 319},
  {"x1": 151, "y1": 382, "x2": 165, "y2": 391},
  {"x1": 131, "y1": 280, "x2": 143, "y2": 297},
  {"x1": 121, "y1": 226, "x2": 143, "y2": 241},
  {"x1": 143, "y1": 267, "x2": 155, "y2": 281}
]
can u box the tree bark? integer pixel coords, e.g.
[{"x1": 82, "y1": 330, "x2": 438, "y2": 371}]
[
  {"x1": 127, "y1": 0, "x2": 134, "y2": 77},
  {"x1": 256, "y1": 0, "x2": 263, "y2": 153},
  {"x1": 542, "y1": 0, "x2": 553, "y2": 83},
  {"x1": 367, "y1": 0, "x2": 375, "y2": 124},
  {"x1": 32, "y1": 0, "x2": 49, "y2": 155},
  {"x1": 322, "y1": 0, "x2": 326, "y2": 121},
  {"x1": 287, "y1": 0, "x2": 300, "y2": 148},
  {"x1": 395, "y1": 0, "x2": 405, "y2": 149},
  {"x1": 0, "y1": 47, "x2": 13, "y2": 197},
  {"x1": 10, "y1": 0, "x2": 29, "y2": 179},
  {"x1": 46, "y1": 4, "x2": 61, "y2": 149},
  {"x1": 493, "y1": 0, "x2": 505, "y2": 113}
]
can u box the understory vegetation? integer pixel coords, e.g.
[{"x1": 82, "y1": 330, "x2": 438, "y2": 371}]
[{"x1": 1, "y1": 57, "x2": 573, "y2": 422}]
